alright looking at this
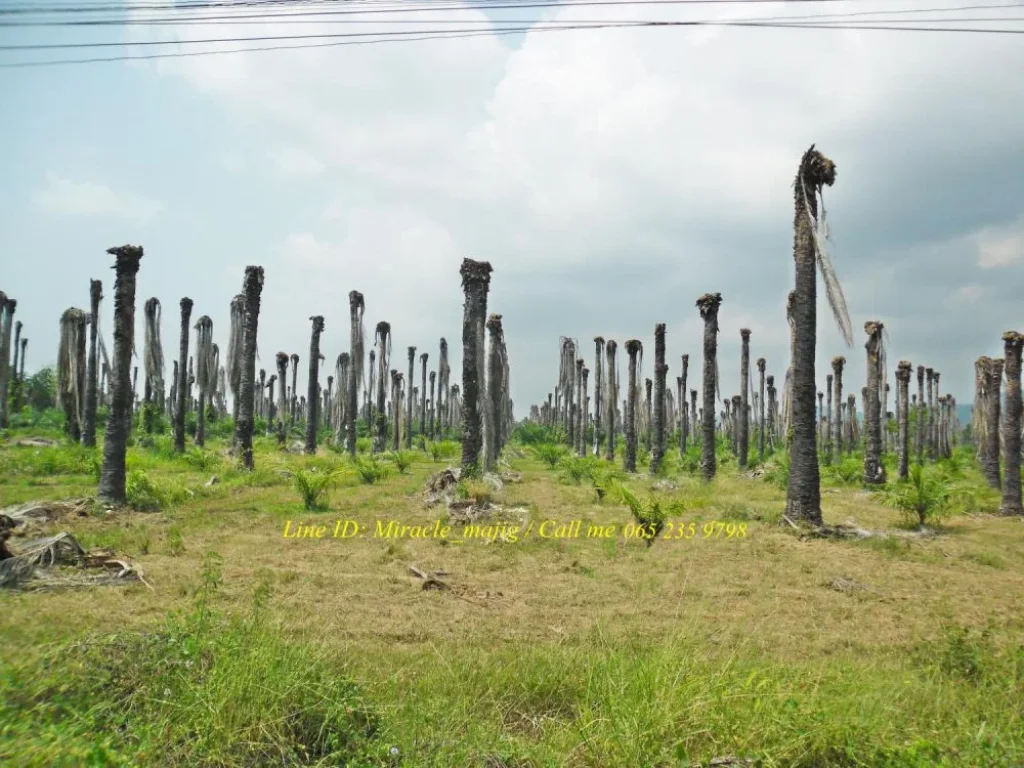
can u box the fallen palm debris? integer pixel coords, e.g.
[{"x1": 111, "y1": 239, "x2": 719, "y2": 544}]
[{"x1": 0, "y1": 500, "x2": 148, "y2": 590}]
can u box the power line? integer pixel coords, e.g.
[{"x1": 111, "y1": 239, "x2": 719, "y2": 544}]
[
  {"x1": 2, "y1": 17, "x2": 1021, "y2": 67},
  {"x1": 0, "y1": 0, "x2": 941, "y2": 16},
  {"x1": 2, "y1": 0, "x2": 1019, "y2": 25}
]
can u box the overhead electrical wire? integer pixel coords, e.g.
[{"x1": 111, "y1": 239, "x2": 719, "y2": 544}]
[
  {"x1": 1, "y1": 0, "x2": 1020, "y2": 67},
  {"x1": 2, "y1": 0, "x2": 1019, "y2": 25}
]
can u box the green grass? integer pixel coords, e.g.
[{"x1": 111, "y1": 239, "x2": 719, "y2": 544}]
[{"x1": 2, "y1": 428, "x2": 1023, "y2": 766}]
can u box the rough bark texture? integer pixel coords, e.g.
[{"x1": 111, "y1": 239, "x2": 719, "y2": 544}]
[
  {"x1": 787, "y1": 146, "x2": 836, "y2": 525},
  {"x1": 305, "y1": 316, "x2": 324, "y2": 454},
  {"x1": 391, "y1": 370, "x2": 402, "y2": 450},
  {"x1": 429, "y1": 372, "x2": 436, "y2": 440},
  {"x1": 650, "y1": 323, "x2": 667, "y2": 475},
  {"x1": 863, "y1": 321, "x2": 886, "y2": 484},
  {"x1": 420, "y1": 352, "x2": 428, "y2": 442},
  {"x1": 624, "y1": 340, "x2": 642, "y2": 473},
  {"x1": 576, "y1": 358, "x2": 586, "y2": 456},
  {"x1": 916, "y1": 366, "x2": 926, "y2": 463},
  {"x1": 373, "y1": 322, "x2": 391, "y2": 454},
  {"x1": 234, "y1": 267, "x2": 264, "y2": 471},
  {"x1": 82, "y1": 280, "x2": 102, "y2": 447},
  {"x1": 896, "y1": 361, "x2": 912, "y2": 480},
  {"x1": 1000, "y1": 335, "x2": 1023, "y2": 514},
  {"x1": 98, "y1": 246, "x2": 143, "y2": 504},
  {"x1": 756, "y1": 357, "x2": 766, "y2": 461},
  {"x1": 604, "y1": 340, "x2": 618, "y2": 461},
  {"x1": 985, "y1": 359, "x2": 1003, "y2": 490},
  {"x1": 174, "y1": 298, "x2": 193, "y2": 453},
  {"x1": 593, "y1": 337, "x2": 605, "y2": 456},
  {"x1": 682, "y1": 354, "x2": 691, "y2": 455},
  {"x1": 406, "y1": 346, "x2": 416, "y2": 449},
  {"x1": 194, "y1": 316, "x2": 213, "y2": 447},
  {"x1": 459, "y1": 258, "x2": 492, "y2": 477},
  {"x1": 0, "y1": 296, "x2": 13, "y2": 429},
  {"x1": 696, "y1": 293, "x2": 722, "y2": 482},
  {"x1": 485, "y1": 315, "x2": 503, "y2": 471},
  {"x1": 346, "y1": 291, "x2": 363, "y2": 456},
  {"x1": 275, "y1": 352, "x2": 289, "y2": 442},
  {"x1": 738, "y1": 328, "x2": 751, "y2": 468}
]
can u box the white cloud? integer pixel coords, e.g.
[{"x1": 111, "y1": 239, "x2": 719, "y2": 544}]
[
  {"x1": 33, "y1": 171, "x2": 163, "y2": 223},
  {"x1": 975, "y1": 224, "x2": 1024, "y2": 269},
  {"x1": 218, "y1": 150, "x2": 247, "y2": 172},
  {"x1": 270, "y1": 147, "x2": 325, "y2": 178},
  {"x1": 954, "y1": 284, "x2": 985, "y2": 303}
]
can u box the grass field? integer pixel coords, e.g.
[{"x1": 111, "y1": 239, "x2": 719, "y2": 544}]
[{"x1": 1, "y1": 424, "x2": 1023, "y2": 767}]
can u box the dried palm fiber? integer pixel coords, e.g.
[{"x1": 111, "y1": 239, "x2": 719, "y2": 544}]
[
  {"x1": 58, "y1": 308, "x2": 88, "y2": 437},
  {"x1": 800, "y1": 170, "x2": 853, "y2": 346}
]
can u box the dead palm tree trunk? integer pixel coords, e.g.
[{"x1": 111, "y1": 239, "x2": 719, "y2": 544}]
[
  {"x1": 984, "y1": 358, "x2": 1004, "y2": 489},
  {"x1": 831, "y1": 357, "x2": 845, "y2": 460},
  {"x1": 581, "y1": 366, "x2": 589, "y2": 457},
  {"x1": 921, "y1": 366, "x2": 929, "y2": 462},
  {"x1": 896, "y1": 361, "x2": 912, "y2": 479},
  {"x1": 58, "y1": 308, "x2": 88, "y2": 442},
  {"x1": 194, "y1": 315, "x2": 214, "y2": 447},
  {"x1": 372, "y1": 322, "x2": 391, "y2": 454},
  {"x1": 406, "y1": 346, "x2": 416, "y2": 449},
  {"x1": 333, "y1": 353, "x2": 350, "y2": 446},
  {"x1": 234, "y1": 267, "x2": 264, "y2": 470},
  {"x1": 863, "y1": 321, "x2": 886, "y2": 485},
  {"x1": 593, "y1": 337, "x2": 605, "y2": 456},
  {"x1": 346, "y1": 290, "x2": 364, "y2": 456},
  {"x1": 624, "y1": 340, "x2": 642, "y2": 473},
  {"x1": 739, "y1": 328, "x2": 751, "y2": 468},
  {"x1": 142, "y1": 297, "x2": 165, "y2": 434},
  {"x1": 787, "y1": 146, "x2": 852, "y2": 523},
  {"x1": 459, "y1": 258, "x2": 492, "y2": 477},
  {"x1": 1000, "y1": 333, "x2": 1023, "y2": 515},
  {"x1": 173, "y1": 298, "x2": 193, "y2": 453},
  {"x1": 485, "y1": 314, "x2": 504, "y2": 471},
  {"x1": 419, "y1": 352, "x2": 428, "y2": 443},
  {"x1": 824, "y1": 373, "x2": 833, "y2": 463},
  {"x1": 275, "y1": 352, "x2": 289, "y2": 443},
  {"x1": 304, "y1": 316, "x2": 324, "y2": 454},
  {"x1": 0, "y1": 295, "x2": 14, "y2": 429},
  {"x1": 932, "y1": 371, "x2": 941, "y2": 458},
  {"x1": 756, "y1": 358, "x2": 766, "y2": 461},
  {"x1": 644, "y1": 378, "x2": 653, "y2": 453},
  {"x1": 391, "y1": 370, "x2": 402, "y2": 450},
  {"x1": 288, "y1": 354, "x2": 298, "y2": 428},
  {"x1": 429, "y1": 371, "x2": 436, "y2": 439},
  {"x1": 680, "y1": 354, "x2": 691, "y2": 455},
  {"x1": 604, "y1": 340, "x2": 618, "y2": 461},
  {"x1": 98, "y1": 245, "x2": 143, "y2": 504},
  {"x1": 438, "y1": 338, "x2": 449, "y2": 438},
  {"x1": 226, "y1": 294, "x2": 245, "y2": 445},
  {"x1": 650, "y1": 323, "x2": 668, "y2": 475},
  {"x1": 82, "y1": 280, "x2": 103, "y2": 447},
  {"x1": 696, "y1": 293, "x2": 722, "y2": 481}
]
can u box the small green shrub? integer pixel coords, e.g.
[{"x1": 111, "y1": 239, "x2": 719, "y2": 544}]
[
  {"x1": 557, "y1": 455, "x2": 600, "y2": 485},
  {"x1": 350, "y1": 455, "x2": 391, "y2": 485},
  {"x1": 531, "y1": 442, "x2": 569, "y2": 468},
  {"x1": 383, "y1": 450, "x2": 416, "y2": 473},
  {"x1": 279, "y1": 466, "x2": 344, "y2": 510},
  {"x1": 180, "y1": 447, "x2": 221, "y2": 472},
  {"x1": 761, "y1": 451, "x2": 790, "y2": 490},
  {"x1": 877, "y1": 464, "x2": 953, "y2": 528}
]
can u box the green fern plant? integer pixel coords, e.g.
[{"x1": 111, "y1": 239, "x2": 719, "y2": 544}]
[
  {"x1": 350, "y1": 455, "x2": 391, "y2": 485},
  {"x1": 383, "y1": 450, "x2": 416, "y2": 474},
  {"x1": 616, "y1": 486, "x2": 679, "y2": 546}
]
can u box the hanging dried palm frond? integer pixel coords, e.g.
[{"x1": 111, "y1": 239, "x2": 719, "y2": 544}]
[{"x1": 801, "y1": 182, "x2": 853, "y2": 347}]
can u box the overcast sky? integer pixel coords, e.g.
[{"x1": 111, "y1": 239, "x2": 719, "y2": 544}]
[{"x1": 1, "y1": 1, "x2": 1022, "y2": 416}]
